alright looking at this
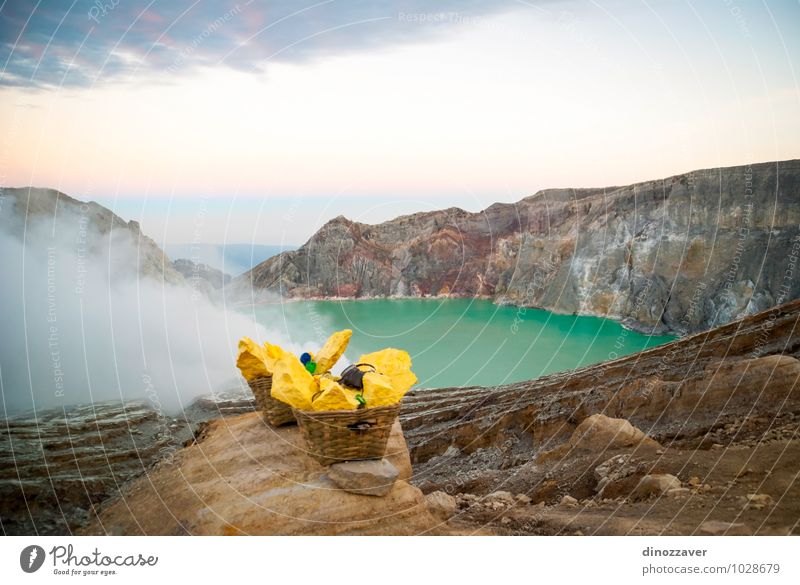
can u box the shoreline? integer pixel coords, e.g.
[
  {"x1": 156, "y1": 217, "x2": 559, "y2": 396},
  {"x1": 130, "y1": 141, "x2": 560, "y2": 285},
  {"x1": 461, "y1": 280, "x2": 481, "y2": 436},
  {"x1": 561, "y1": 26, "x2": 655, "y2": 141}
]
[{"x1": 232, "y1": 292, "x2": 678, "y2": 337}]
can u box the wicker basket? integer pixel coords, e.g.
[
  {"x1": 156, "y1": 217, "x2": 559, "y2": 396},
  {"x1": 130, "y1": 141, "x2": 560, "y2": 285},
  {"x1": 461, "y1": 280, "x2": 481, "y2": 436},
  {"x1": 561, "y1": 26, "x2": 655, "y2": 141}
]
[
  {"x1": 293, "y1": 403, "x2": 400, "y2": 465},
  {"x1": 247, "y1": 375, "x2": 295, "y2": 426}
]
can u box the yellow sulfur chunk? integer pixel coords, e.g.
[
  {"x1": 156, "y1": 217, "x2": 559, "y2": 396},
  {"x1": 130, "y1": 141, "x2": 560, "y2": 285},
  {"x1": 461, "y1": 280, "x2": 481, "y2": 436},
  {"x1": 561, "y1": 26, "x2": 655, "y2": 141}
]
[
  {"x1": 263, "y1": 342, "x2": 288, "y2": 372},
  {"x1": 236, "y1": 337, "x2": 272, "y2": 381},
  {"x1": 269, "y1": 351, "x2": 317, "y2": 410},
  {"x1": 358, "y1": 348, "x2": 417, "y2": 395},
  {"x1": 311, "y1": 377, "x2": 360, "y2": 411},
  {"x1": 315, "y1": 329, "x2": 352, "y2": 374},
  {"x1": 361, "y1": 371, "x2": 406, "y2": 407}
]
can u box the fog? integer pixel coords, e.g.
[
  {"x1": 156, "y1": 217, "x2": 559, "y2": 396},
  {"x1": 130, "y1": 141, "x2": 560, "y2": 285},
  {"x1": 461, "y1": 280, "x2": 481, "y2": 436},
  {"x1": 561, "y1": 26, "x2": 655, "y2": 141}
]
[{"x1": 0, "y1": 199, "x2": 315, "y2": 417}]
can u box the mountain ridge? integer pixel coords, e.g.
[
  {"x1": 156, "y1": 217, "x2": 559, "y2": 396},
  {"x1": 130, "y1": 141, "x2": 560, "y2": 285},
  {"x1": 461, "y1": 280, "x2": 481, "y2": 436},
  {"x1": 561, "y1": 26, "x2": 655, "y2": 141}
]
[{"x1": 236, "y1": 159, "x2": 800, "y2": 334}]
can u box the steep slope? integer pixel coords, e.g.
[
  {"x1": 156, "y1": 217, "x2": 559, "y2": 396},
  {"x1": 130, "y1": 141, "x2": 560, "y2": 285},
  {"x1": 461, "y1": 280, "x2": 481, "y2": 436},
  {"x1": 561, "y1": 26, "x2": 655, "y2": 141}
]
[
  {"x1": 0, "y1": 186, "x2": 183, "y2": 284},
  {"x1": 238, "y1": 160, "x2": 800, "y2": 334}
]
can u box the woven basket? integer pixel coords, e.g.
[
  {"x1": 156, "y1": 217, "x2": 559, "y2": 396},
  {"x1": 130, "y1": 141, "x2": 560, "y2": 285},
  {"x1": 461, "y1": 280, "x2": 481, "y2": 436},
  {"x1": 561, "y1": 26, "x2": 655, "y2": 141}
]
[
  {"x1": 247, "y1": 375, "x2": 295, "y2": 426},
  {"x1": 293, "y1": 403, "x2": 400, "y2": 465}
]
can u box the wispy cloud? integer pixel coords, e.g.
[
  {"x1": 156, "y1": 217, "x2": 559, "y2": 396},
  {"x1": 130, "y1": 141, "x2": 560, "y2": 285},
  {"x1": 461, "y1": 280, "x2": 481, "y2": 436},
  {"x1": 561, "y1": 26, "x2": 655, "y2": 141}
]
[{"x1": 0, "y1": 0, "x2": 523, "y2": 88}]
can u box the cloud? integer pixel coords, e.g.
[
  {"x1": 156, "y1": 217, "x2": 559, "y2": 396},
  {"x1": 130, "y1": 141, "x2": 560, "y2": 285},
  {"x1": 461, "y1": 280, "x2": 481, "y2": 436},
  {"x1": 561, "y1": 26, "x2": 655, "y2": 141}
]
[{"x1": 0, "y1": 0, "x2": 523, "y2": 88}]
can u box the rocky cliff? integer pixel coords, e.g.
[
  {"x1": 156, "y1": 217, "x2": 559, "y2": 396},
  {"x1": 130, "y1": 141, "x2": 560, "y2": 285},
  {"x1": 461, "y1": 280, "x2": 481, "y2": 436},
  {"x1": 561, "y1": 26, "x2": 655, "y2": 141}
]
[
  {"x1": 4, "y1": 300, "x2": 799, "y2": 535},
  {"x1": 81, "y1": 417, "x2": 450, "y2": 535},
  {"x1": 172, "y1": 258, "x2": 231, "y2": 289},
  {"x1": 238, "y1": 160, "x2": 800, "y2": 334},
  {"x1": 0, "y1": 186, "x2": 184, "y2": 285},
  {"x1": 398, "y1": 298, "x2": 800, "y2": 535}
]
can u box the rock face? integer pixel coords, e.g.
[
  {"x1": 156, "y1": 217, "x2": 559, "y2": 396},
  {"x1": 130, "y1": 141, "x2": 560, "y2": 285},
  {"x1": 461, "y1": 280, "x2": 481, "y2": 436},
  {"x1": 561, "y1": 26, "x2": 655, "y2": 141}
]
[
  {"x1": 81, "y1": 413, "x2": 444, "y2": 535},
  {"x1": 3, "y1": 300, "x2": 800, "y2": 536},
  {"x1": 398, "y1": 299, "x2": 800, "y2": 535},
  {"x1": 237, "y1": 160, "x2": 800, "y2": 334},
  {"x1": 172, "y1": 258, "x2": 231, "y2": 289},
  {"x1": 328, "y1": 459, "x2": 400, "y2": 497},
  {"x1": 402, "y1": 298, "x2": 800, "y2": 483},
  {"x1": 425, "y1": 491, "x2": 458, "y2": 520},
  {"x1": 0, "y1": 187, "x2": 184, "y2": 285},
  {"x1": 632, "y1": 474, "x2": 682, "y2": 500},
  {"x1": 0, "y1": 401, "x2": 188, "y2": 535},
  {"x1": 537, "y1": 414, "x2": 660, "y2": 462}
]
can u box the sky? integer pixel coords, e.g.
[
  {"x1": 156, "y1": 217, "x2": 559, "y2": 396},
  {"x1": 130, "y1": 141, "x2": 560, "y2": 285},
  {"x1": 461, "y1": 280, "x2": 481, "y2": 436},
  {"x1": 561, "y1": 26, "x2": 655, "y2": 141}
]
[{"x1": 1, "y1": 0, "x2": 799, "y2": 246}]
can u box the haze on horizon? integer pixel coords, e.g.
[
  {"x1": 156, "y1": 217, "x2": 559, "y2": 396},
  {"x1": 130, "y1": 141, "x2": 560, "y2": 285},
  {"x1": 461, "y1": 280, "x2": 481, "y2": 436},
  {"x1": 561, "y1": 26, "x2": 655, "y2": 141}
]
[{"x1": 1, "y1": 0, "x2": 799, "y2": 244}]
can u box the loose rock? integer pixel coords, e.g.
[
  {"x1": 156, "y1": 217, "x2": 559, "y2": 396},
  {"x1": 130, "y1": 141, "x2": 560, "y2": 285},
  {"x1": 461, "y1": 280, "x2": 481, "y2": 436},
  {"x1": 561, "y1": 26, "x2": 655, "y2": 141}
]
[
  {"x1": 486, "y1": 491, "x2": 516, "y2": 506},
  {"x1": 700, "y1": 520, "x2": 748, "y2": 536},
  {"x1": 632, "y1": 474, "x2": 681, "y2": 500},
  {"x1": 425, "y1": 491, "x2": 458, "y2": 520},
  {"x1": 560, "y1": 495, "x2": 578, "y2": 507},
  {"x1": 328, "y1": 459, "x2": 400, "y2": 497}
]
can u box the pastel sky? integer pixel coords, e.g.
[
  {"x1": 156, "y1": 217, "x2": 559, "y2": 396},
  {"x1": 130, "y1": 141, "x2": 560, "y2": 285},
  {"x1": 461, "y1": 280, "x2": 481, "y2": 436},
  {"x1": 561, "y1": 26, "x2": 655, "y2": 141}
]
[{"x1": 1, "y1": 0, "x2": 799, "y2": 245}]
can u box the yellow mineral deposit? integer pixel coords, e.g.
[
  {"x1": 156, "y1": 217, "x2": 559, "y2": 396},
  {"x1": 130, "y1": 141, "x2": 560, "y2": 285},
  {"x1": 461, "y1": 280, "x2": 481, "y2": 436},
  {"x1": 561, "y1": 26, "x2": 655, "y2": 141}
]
[
  {"x1": 311, "y1": 376, "x2": 360, "y2": 411},
  {"x1": 236, "y1": 337, "x2": 272, "y2": 380},
  {"x1": 263, "y1": 342, "x2": 288, "y2": 371},
  {"x1": 358, "y1": 349, "x2": 418, "y2": 396},
  {"x1": 361, "y1": 371, "x2": 402, "y2": 407},
  {"x1": 269, "y1": 351, "x2": 317, "y2": 410},
  {"x1": 314, "y1": 329, "x2": 352, "y2": 374},
  {"x1": 242, "y1": 331, "x2": 418, "y2": 411}
]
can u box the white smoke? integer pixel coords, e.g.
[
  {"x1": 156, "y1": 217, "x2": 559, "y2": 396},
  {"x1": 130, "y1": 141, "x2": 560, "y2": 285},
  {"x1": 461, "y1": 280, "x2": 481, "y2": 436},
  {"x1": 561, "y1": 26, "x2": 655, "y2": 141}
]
[{"x1": 0, "y1": 196, "x2": 317, "y2": 416}]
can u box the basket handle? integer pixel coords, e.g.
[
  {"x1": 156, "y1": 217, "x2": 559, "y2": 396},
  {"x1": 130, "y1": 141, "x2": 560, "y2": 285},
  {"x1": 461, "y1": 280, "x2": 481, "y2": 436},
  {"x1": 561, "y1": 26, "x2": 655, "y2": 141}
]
[{"x1": 347, "y1": 419, "x2": 377, "y2": 432}]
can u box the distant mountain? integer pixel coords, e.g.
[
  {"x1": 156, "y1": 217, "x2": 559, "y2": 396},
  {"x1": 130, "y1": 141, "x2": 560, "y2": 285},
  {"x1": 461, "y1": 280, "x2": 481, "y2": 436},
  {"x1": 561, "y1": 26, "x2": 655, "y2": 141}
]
[
  {"x1": 237, "y1": 159, "x2": 800, "y2": 334},
  {"x1": 172, "y1": 258, "x2": 231, "y2": 289},
  {"x1": 0, "y1": 187, "x2": 184, "y2": 285},
  {"x1": 163, "y1": 243, "x2": 294, "y2": 277}
]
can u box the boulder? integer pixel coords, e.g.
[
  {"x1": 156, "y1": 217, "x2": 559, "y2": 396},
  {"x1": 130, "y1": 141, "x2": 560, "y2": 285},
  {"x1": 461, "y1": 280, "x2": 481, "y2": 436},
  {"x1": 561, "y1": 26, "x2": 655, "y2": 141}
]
[
  {"x1": 559, "y1": 495, "x2": 578, "y2": 507},
  {"x1": 744, "y1": 493, "x2": 774, "y2": 509},
  {"x1": 632, "y1": 474, "x2": 681, "y2": 500},
  {"x1": 426, "y1": 491, "x2": 458, "y2": 520},
  {"x1": 667, "y1": 488, "x2": 691, "y2": 499},
  {"x1": 328, "y1": 459, "x2": 399, "y2": 497},
  {"x1": 80, "y1": 412, "x2": 444, "y2": 535},
  {"x1": 538, "y1": 414, "x2": 660, "y2": 463},
  {"x1": 569, "y1": 414, "x2": 661, "y2": 451},
  {"x1": 486, "y1": 491, "x2": 516, "y2": 506}
]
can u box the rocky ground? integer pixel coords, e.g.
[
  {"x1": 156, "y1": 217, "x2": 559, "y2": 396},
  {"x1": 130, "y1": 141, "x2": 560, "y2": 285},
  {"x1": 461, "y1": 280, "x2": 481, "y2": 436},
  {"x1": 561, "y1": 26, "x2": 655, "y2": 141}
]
[
  {"x1": 77, "y1": 413, "x2": 451, "y2": 536},
  {"x1": 2, "y1": 300, "x2": 799, "y2": 535},
  {"x1": 401, "y1": 299, "x2": 800, "y2": 535},
  {"x1": 0, "y1": 393, "x2": 254, "y2": 535},
  {"x1": 429, "y1": 413, "x2": 800, "y2": 535}
]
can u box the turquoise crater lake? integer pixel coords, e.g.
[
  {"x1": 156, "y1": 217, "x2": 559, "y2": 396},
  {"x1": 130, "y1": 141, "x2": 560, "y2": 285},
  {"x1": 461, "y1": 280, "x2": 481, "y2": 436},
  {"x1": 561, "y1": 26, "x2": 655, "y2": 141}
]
[{"x1": 251, "y1": 299, "x2": 674, "y2": 389}]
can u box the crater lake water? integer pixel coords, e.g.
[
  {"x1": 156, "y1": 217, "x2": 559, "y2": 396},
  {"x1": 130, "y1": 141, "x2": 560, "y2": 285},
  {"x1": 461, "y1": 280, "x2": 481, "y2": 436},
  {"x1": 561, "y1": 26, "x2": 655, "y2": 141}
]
[{"x1": 251, "y1": 298, "x2": 675, "y2": 388}]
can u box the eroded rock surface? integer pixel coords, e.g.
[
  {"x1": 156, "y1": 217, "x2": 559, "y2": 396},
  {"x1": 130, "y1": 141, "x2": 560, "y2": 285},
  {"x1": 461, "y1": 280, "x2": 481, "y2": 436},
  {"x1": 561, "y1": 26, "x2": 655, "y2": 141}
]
[
  {"x1": 81, "y1": 414, "x2": 443, "y2": 535},
  {"x1": 0, "y1": 401, "x2": 187, "y2": 535},
  {"x1": 237, "y1": 160, "x2": 800, "y2": 334}
]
